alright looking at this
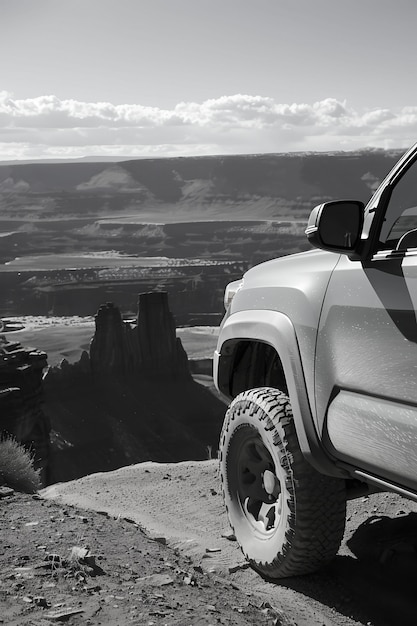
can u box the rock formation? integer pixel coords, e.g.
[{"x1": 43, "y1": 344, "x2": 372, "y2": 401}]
[
  {"x1": 43, "y1": 292, "x2": 225, "y2": 484},
  {"x1": 0, "y1": 336, "x2": 50, "y2": 482},
  {"x1": 89, "y1": 293, "x2": 191, "y2": 381}
]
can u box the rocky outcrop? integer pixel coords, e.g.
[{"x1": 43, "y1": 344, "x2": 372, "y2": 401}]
[
  {"x1": 89, "y1": 293, "x2": 191, "y2": 381},
  {"x1": 0, "y1": 337, "x2": 50, "y2": 482},
  {"x1": 44, "y1": 292, "x2": 225, "y2": 484}
]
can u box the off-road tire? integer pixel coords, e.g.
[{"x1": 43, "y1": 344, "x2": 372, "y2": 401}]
[{"x1": 219, "y1": 387, "x2": 346, "y2": 578}]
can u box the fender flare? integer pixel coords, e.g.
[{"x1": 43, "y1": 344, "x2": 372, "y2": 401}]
[{"x1": 214, "y1": 309, "x2": 346, "y2": 477}]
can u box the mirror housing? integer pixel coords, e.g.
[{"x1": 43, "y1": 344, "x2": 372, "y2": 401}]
[{"x1": 305, "y1": 200, "x2": 364, "y2": 256}]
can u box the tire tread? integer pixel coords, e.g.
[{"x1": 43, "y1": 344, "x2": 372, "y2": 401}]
[{"x1": 219, "y1": 387, "x2": 346, "y2": 578}]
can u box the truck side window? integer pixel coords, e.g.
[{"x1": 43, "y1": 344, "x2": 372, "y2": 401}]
[{"x1": 379, "y1": 159, "x2": 417, "y2": 249}]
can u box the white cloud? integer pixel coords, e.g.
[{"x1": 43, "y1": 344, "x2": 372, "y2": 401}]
[{"x1": 0, "y1": 91, "x2": 416, "y2": 159}]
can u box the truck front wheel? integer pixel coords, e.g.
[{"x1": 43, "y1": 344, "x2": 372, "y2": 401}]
[{"x1": 219, "y1": 387, "x2": 346, "y2": 578}]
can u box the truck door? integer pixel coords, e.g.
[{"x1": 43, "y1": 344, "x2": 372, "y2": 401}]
[{"x1": 315, "y1": 157, "x2": 417, "y2": 490}]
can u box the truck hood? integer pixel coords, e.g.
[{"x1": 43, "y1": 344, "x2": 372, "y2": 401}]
[
  {"x1": 243, "y1": 248, "x2": 340, "y2": 284},
  {"x1": 231, "y1": 247, "x2": 341, "y2": 323}
]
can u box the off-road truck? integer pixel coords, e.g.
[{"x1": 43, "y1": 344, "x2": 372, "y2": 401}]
[{"x1": 214, "y1": 142, "x2": 417, "y2": 578}]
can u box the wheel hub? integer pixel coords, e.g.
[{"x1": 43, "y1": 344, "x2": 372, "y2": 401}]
[
  {"x1": 235, "y1": 434, "x2": 283, "y2": 534},
  {"x1": 262, "y1": 469, "x2": 281, "y2": 498}
]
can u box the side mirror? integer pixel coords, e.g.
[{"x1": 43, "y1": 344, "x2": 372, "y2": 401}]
[{"x1": 305, "y1": 200, "x2": 364, "y2": 255}]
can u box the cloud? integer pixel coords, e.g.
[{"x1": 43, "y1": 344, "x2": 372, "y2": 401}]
[{"x1": 0, "y1": 91, "x2": 416, "y2": 159}]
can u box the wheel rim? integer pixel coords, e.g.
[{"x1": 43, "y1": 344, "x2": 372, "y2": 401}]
[{"x1": 235, "y1": 430, "x2": 283, "y2": 536}]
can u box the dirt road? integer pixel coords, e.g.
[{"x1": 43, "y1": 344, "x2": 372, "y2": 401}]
[{"x1": 42, "y1": 460, "x2": 417, "y2": 626}]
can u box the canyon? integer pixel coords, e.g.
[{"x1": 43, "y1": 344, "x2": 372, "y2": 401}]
[
  {"x1": 0, "y1": 293, "x2": 225, "y2": 485},
  {"x1": 0, "y1": 149, "x2": 403, "y2": 324},
  {"x1": 0, "y1": 148, "x2": 406, "y2": 483}
]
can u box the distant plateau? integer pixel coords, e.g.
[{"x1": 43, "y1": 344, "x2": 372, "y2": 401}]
[{"x1": 0, "y1": 149, "x2": 403, "y2": 323}]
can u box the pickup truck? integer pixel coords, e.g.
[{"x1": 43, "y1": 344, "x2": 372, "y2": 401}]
[{"x1": 214, "y1": 142, "x2": 417, "y2": 578}]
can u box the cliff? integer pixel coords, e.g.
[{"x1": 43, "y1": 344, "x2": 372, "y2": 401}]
[
  {"x1": 0, "y1": 337, "x2": 50, "y2": 482},
  {"x1": 0, "y1": 150, "x2": 403, "y2": 215}
]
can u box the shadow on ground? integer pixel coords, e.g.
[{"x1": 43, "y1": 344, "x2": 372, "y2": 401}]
[{"x1": 276, "y1": 512, "x2": 417, "y2": 626}]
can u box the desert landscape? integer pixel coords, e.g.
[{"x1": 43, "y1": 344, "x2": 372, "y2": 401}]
[
  {"x1": 3, "y1": 0, "x2": 417, "y2": 622},
  {"x1": 2, "y1": 150, "x2": 417, "y2": 625},
  {"x1": 0, "y1": 150, "x2": 401, "y2": 323},
  {"x1": 0, "y1": 149, "x2": 404, "y2": 481}
]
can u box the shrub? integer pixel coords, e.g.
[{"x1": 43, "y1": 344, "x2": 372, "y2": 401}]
[{"x1": 0, "y1": 436, "x2": 41, "y2": 493}]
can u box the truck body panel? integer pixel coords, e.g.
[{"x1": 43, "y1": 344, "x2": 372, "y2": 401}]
[{"x1": 215, "y1": 142, "x2": 417, "y2": 497}]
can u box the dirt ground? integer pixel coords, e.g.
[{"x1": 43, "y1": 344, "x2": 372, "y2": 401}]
[
  {"x1": 0, "y1": 487, "x2": 282, "y2": 626},
  {"x1": 36, "y1": 460, "x2": 417, "y2": 626}
]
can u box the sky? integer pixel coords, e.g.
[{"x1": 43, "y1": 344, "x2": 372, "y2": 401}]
[{"x1": 1, "y1": 0, "x2": 417, "y2": 160}]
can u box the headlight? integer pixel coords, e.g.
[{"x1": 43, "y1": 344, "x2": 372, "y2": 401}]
[{"x1": 224, "y1": 279, "x2": 243, "y2": 310}]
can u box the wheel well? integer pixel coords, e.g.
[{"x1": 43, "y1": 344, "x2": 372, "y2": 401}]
[{"x1": 219, "y1": 340, "x2": 288, "y2": 399}]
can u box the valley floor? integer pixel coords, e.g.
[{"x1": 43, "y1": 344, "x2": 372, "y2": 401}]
[{"x1": 1, "y1": 317, "x2": 219, "y2": 366}]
